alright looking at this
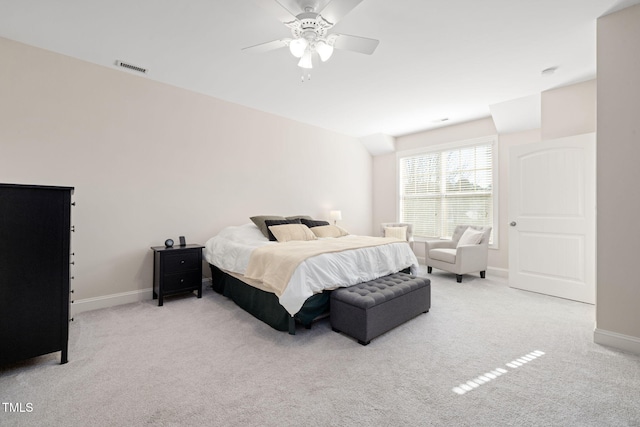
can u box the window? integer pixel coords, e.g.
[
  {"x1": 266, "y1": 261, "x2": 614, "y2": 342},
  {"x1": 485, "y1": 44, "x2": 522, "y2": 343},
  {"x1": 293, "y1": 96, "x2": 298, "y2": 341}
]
[{"x1": 398, "y1": 136, "x2": 497, "y2": 244}]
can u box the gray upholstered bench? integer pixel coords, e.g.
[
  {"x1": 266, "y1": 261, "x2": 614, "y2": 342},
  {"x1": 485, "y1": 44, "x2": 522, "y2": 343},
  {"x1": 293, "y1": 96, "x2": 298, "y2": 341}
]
[{"x1": 330, "y1": 273, "x2": 431, "y2": 345}]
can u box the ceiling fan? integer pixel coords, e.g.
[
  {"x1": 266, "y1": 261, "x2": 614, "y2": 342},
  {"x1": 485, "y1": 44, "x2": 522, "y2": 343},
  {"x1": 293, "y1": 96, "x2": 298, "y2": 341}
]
[{"x1": 243, "y1": 0, "x2": 379, "y2": 72}]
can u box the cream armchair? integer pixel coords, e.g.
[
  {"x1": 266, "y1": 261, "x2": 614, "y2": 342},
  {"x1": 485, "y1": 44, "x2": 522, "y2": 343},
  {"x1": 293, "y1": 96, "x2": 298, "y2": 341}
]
[{"x1": 425, "y1": 225, "x2": 492, "y2": 282}]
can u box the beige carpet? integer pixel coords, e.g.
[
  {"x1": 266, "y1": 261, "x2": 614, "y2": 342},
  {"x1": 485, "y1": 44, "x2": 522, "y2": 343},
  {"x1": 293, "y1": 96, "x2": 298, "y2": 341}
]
[{"x1": 2, "y1": 267, "x2": 640, "y2": 426}]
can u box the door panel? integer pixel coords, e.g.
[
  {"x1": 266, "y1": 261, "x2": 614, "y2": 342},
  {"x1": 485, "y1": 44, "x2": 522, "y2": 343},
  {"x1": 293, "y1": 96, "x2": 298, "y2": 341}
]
[
  {"x1": 518, "y1": 232, "x2": 584, "y2": 281},
  {"x1": 509, "y1": 133, "x2": 595, "y2": 304}
]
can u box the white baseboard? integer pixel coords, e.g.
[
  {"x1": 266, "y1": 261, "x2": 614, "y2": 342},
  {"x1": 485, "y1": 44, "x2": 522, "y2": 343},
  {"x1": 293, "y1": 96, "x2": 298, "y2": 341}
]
[
  {"x1": 72, "y1": 278, "x2": 212, "y2": 315},
  {"x1": 72, "y1": 288, "x2": 153, "y2": 315},
  {"x1": 487, "y1": 266, "x2": 508, "y2": 278},
  {"x1": 594, "y1": 328, "x2": 640, "y2": 356}
]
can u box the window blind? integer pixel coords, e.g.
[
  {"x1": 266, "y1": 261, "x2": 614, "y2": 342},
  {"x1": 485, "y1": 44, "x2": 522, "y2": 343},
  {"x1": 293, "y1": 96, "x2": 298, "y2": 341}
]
[{"x1": 399, "y1": 139, "x2": 495, "y2": 241}]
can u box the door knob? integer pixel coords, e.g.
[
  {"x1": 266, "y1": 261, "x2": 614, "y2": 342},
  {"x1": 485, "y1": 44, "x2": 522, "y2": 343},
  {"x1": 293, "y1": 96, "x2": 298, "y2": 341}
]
[{"x1": 510, "y1": 221, "x2": 517, "y2": 227}]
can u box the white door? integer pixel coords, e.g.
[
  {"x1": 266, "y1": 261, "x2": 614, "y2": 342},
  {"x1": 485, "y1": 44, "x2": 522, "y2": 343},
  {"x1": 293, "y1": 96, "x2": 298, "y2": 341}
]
[{"x1": 509, "y1": 133, "x2": 595, "y2": 304}]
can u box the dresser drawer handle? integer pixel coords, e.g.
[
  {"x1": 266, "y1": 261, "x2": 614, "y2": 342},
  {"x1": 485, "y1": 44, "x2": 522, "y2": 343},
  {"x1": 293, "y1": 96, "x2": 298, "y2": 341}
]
[
  {"x1": 180, "y1": 260, "x2": 185, "y2": 264},
  {"x1": 180, "y1": 279, "x2": 184, "y2": 283}
]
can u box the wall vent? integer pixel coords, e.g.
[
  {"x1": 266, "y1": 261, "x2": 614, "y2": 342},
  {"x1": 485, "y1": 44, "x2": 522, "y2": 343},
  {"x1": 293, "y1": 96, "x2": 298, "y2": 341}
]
[{"x1": 115, "y1": 60, "x2": 148, "y2": 74}]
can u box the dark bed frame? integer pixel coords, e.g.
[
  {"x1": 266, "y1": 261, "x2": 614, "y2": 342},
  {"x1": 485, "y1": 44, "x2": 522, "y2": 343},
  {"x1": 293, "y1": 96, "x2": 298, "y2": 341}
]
[
  {"x1": 209, "y1": 264, "x2": 330, "y2": 334},
  {"x1": 209, "y1": 264, "x2": 413, "y2": 335}
]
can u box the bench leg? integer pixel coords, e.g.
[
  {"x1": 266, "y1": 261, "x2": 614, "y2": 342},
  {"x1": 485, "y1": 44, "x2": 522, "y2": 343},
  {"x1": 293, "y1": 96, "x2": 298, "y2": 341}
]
[
  {"x1": 427, "y1": 266, "x2": 432, "y2": 274},
  {"x1": 456, "y1": 274, "x2": 463, "y2": 283},
  {"x1": 480, "y1": 271, "x2": 486, "y2": 279}
]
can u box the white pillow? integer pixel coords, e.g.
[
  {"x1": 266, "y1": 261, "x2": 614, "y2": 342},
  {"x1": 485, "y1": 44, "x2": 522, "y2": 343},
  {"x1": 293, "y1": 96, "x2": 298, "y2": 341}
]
[
  {"x1": 268, "y1": 224, "x2": 317, "y2": 242},
  {"x1": 457, "y1": 228, "x2": 484, "y2": 247},
  {"x1": 384, "y1": 226, "x2": 408, "y2": 241},
  {"x1": 310, "y1": 225, "x2": 349, "y2": 238}
]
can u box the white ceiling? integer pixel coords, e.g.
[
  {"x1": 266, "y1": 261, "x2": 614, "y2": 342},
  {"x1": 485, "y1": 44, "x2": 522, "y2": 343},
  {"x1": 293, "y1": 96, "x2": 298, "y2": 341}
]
[{"x1": 1, "y1": 0, "x2": 639, "y2": 138}]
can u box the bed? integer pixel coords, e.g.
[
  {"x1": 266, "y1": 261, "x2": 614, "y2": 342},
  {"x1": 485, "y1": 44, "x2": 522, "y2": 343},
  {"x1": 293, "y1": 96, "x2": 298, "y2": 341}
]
[{"x1": 203, "y1": 221, "x2": 419, "y2": 333}]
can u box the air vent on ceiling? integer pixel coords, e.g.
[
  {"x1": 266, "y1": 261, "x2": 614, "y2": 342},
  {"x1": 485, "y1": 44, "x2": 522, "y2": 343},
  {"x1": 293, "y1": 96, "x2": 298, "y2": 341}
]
[{"x1": 115, "y1": 60, "x2": 148, "y2": 74}]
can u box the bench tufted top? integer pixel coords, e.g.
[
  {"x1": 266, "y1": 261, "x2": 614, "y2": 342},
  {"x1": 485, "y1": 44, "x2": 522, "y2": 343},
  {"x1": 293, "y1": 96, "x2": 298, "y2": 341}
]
[{"x1": 331, "y1": 273, "x2": 430, "y2": 309}]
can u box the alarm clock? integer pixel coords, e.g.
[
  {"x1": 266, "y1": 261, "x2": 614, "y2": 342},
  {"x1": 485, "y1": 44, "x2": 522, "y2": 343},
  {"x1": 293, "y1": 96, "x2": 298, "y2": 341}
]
[{"x1": 164, "y1": 239, "x2": 174, "y2": 248}]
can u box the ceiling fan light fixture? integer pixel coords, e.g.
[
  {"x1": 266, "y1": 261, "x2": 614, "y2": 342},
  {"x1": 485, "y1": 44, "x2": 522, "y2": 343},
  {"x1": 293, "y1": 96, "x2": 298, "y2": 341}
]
[
  {"x1": 298, "y1": 50, "x2": 313, "y2": 69},
  {"x1": 243, "y1": 0, "x2": 380, "y2": 78},
  {"x1": 315, "y1": 40, "x2": 334, "y2": 62},
  {"x1": 289, "y1": 38, "x2": 308, "y2": 58}
]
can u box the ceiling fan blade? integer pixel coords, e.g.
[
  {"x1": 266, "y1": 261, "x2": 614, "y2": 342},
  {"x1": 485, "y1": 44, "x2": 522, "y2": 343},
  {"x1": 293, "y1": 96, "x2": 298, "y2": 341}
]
[
  {"x1": 332, "y1": 34, "x2": 379, "y2": 55},
  {"x1": 242, "y1": 39, "x2": 289, "y2": 54},
  {"x1": 254, "y1": 0, "x2": 301, "y2": 23},
  {"x1": 318, "y1": 0, "x2": 365, "y2": 25}
]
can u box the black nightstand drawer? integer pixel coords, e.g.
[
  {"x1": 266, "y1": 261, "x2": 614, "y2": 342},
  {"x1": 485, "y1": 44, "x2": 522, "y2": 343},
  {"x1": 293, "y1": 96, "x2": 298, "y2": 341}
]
[
  {"x1": 163, "y1": 270, "x2": 202, "y2": 293},
  {"x1": 163, "y1": 251, "x2": 200, "y2": 273}
]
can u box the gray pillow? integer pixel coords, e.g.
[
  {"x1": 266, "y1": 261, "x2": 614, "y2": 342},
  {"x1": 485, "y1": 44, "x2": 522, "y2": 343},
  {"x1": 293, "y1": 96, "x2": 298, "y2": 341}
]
[{"x1": 250, "y1": 215, "x2": 286, "y2": 238}]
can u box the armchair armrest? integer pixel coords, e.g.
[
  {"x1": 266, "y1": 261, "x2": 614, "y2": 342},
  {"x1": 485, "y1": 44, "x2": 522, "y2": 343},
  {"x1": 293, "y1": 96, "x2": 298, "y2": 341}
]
[
  {"x1": 425, "y1": 240, "x2": 455, "y2": 251},
  {"x1": 456, "y1": 244, "x2": 489, "y2": 273}
]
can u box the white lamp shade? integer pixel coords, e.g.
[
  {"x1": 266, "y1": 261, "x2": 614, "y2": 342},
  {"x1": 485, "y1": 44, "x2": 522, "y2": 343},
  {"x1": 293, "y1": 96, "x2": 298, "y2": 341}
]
[
  {"x1": 330, "y1": 210, "x2": 342, "y2": 221},
  {"x1": 298, "y1": 50, "x2": 313, "y2": 69},
  {"x1": 289, "y1": 38, "x2": 308, "y2": 58},
  {"x1": 315, "y1": 40, "x2": 334, "y2": 62}
]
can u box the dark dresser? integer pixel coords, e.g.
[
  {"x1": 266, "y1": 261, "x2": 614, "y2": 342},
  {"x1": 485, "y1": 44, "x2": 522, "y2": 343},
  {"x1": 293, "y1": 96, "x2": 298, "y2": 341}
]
[
  {"x1": 0, "y1": 183, "x2": 74, "y2": 365},
  {"x1": 151, "y1": 244, "x2": 204, "y2": 306}
]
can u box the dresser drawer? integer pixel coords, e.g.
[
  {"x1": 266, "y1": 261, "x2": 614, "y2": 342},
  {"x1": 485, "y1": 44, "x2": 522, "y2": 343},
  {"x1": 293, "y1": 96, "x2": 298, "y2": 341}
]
[
  {"x1": 163, "y1": 270, "x2": 201, "y2": 293},
  {"x1": 163, "y1": 250, "x2": 200, "y2": 273}
]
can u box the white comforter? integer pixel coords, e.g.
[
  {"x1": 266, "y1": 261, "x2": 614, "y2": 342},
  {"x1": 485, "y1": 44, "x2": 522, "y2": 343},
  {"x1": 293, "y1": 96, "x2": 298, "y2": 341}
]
[{"x1": 203, "y1": 223, "x2": 419, "y2": 315}]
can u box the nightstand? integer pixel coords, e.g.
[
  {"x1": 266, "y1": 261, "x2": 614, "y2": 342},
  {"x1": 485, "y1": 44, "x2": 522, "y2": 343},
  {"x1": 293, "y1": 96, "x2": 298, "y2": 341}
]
[{"x1": 151, "y1": 244, "x2": 204, "y2": 306}]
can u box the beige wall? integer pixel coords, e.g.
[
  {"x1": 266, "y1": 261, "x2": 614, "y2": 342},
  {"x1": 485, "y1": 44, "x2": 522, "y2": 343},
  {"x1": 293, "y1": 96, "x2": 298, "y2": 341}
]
[
  {"x1": 372, "y1": 152, "x2": 397, "y2": 235},
  {"x1": 542, "y1": 79, "x2": 597, "y2": 140},
  {"x1": 595, "y1": 4, "x2": 640, "y2": 352},
  {"x1": 372, "y1": 82, "x2": 596, "y2": 273},
  {"x1": 0, "y1": 37, "x2": 373, "y2": 310}
]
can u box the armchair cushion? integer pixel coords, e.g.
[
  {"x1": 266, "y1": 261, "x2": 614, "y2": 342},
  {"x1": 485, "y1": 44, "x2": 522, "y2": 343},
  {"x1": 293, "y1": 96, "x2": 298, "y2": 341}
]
[
  {"x1": 384, "y1": 226, "x2": 408, "y2": 241},
  {"x1": 380, "y1": 223, "x2": 414, "y2": 242},
  {"x1": 457, "y1": 228, "x2": 484, "y2": 247},
  {"x1": 428, "y1": 248, "x2": 457, "y2": 264}
]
